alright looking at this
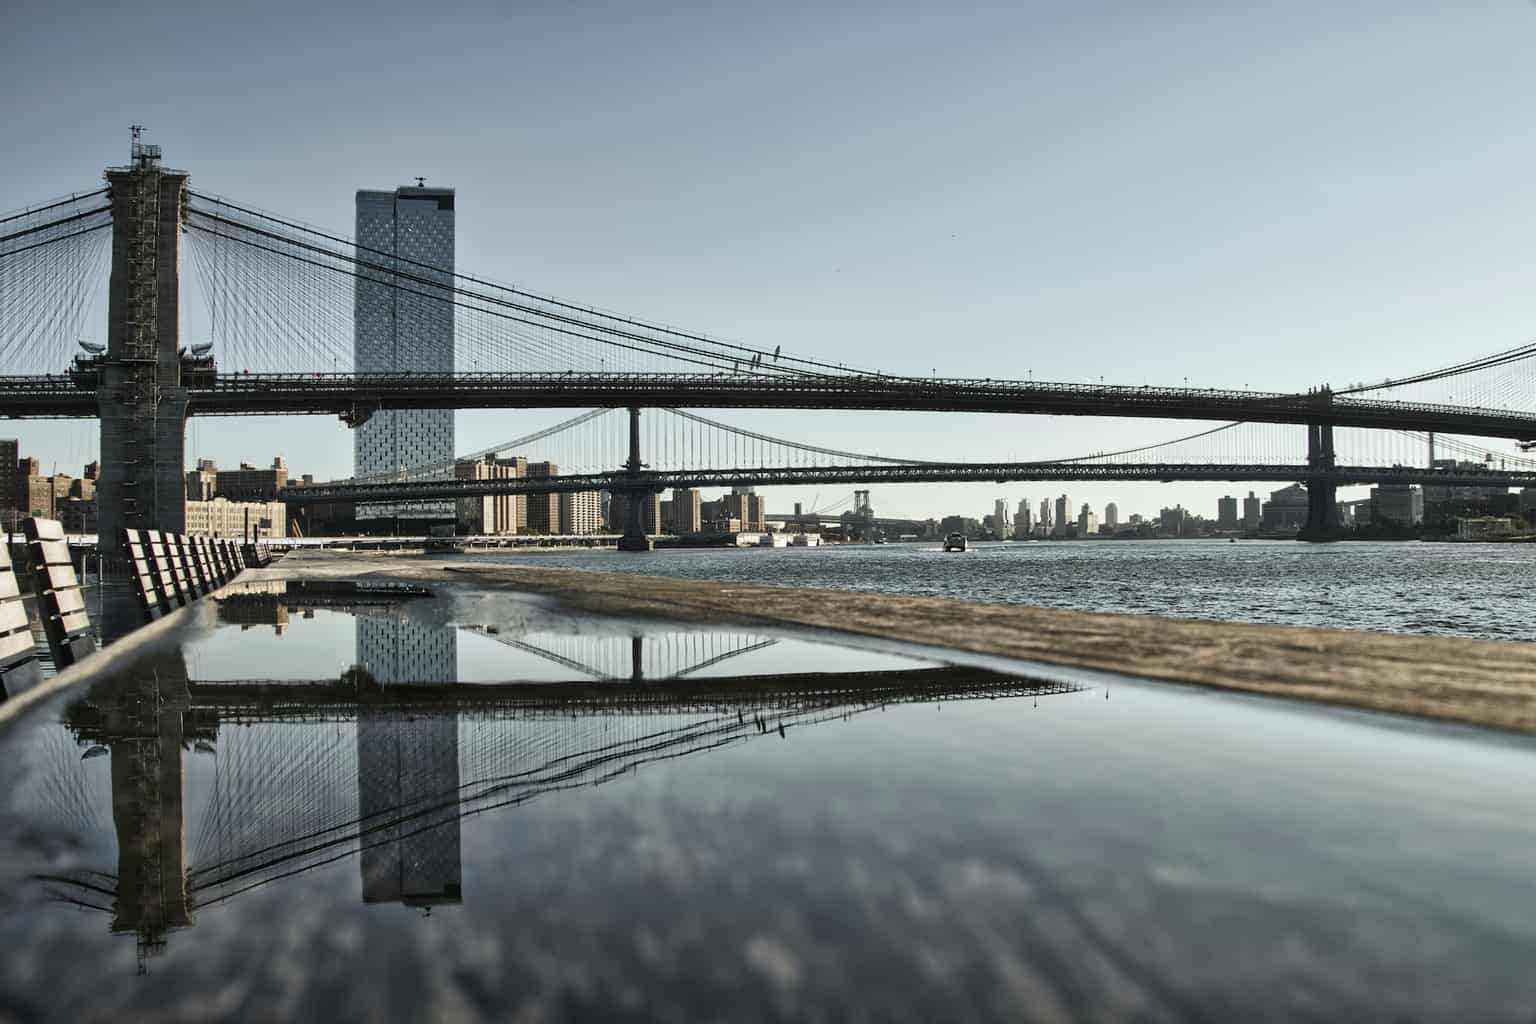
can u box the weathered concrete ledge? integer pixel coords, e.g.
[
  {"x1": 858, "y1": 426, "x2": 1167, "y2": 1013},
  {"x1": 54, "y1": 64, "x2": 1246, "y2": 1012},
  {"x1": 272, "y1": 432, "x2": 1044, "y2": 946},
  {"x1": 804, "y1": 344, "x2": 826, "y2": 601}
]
[{"x1": 254, "y1": 550, "x2": 1536, "y2": 734}]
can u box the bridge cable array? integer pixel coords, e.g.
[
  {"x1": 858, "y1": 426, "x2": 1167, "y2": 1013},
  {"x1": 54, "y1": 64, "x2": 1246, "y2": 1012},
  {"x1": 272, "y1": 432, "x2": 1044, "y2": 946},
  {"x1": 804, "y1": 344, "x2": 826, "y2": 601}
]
[
  {"x1": 184, "y1": 192, "x2": 882, "y2": 380},
  {"x1": 0, "y1": 189, "x2": 112, "y2": 373}
]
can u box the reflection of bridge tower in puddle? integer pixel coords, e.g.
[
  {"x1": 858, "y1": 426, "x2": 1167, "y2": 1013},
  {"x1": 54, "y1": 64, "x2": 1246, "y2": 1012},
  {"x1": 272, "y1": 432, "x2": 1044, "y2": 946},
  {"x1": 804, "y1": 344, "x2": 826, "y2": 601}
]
[
  {"x1": 66, "y1": 650, "x2": 201, "y2": 964},
  {"x1": 354, "y1": 616, "x2": 462, "y2": 908}
]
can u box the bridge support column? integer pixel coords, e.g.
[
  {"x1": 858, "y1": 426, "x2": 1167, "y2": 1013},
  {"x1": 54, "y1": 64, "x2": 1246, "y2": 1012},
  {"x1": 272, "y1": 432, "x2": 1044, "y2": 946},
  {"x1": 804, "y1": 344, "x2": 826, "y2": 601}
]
[
  {"x1": 1300, "y1": 420, "x2": 1341, "y2": 542},
  {"x1": 617, "y1": 407, "x2": 654, "y2": 552},
  {"x1": 97, "y1": 141, "x2": 191, "y2": 555}
]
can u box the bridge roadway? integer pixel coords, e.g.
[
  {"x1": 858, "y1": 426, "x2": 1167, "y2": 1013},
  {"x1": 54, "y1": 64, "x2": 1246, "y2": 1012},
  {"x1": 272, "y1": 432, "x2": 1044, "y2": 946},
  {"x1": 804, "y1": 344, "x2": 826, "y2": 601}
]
[
  {"x1": 284, "y1": 460, "x2": 1536, "y2": 505},
  {"x1": 4, "y1": 371, "x2": 1535, "y2": 440}
]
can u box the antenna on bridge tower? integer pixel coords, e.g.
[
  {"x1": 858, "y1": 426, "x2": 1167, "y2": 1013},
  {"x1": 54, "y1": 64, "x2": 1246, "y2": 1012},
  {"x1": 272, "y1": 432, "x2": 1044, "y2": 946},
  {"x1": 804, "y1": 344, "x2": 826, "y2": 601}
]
[{"x1": 128, "y1": 124, "x2": 160, "y2": 168}]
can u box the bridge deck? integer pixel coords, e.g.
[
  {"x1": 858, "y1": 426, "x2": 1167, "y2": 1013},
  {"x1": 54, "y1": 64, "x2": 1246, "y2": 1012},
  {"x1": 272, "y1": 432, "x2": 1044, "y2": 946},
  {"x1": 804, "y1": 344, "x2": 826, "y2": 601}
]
[
  {"x1": 282, "y1": 461, "x2": 1536, "y2": 504},
  {"x1": 4, "y1": 372, "x2": 1535, "y2": 440}
]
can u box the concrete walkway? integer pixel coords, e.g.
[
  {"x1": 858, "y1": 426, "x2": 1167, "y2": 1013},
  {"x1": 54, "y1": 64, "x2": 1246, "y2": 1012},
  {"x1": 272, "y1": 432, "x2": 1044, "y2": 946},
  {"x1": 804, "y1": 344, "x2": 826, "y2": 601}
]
[{"x1": 254, "y1": 549, "x2": 1536, "y2": 735}]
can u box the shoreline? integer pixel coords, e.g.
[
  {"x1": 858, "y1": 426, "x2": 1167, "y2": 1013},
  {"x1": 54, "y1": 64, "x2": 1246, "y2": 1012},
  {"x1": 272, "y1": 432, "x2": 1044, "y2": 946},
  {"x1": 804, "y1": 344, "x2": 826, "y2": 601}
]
[{"x1": 247, "y1": 549, "x2": 1536, "y2": 735}]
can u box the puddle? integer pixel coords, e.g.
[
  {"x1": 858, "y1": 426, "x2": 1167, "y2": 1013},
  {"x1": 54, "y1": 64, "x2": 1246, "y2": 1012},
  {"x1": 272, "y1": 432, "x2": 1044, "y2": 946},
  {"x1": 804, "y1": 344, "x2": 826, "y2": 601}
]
[{"x1": 1, "y1": 579, "x2": 1535, "y2": 1020}]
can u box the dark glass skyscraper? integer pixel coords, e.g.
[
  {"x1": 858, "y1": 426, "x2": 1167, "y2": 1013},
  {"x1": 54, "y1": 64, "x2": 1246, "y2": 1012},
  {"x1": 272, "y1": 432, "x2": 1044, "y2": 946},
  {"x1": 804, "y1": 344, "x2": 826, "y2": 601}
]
[{"x1": 353, "y1": 186, "x2": 455, "y2": 523}]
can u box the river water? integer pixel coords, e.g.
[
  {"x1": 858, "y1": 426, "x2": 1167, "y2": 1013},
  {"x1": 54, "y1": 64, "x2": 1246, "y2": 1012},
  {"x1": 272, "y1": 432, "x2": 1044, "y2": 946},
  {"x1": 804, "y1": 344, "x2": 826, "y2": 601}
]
[{"x1": 448, "y1": 539, "x2": 1536, "y2": 643}]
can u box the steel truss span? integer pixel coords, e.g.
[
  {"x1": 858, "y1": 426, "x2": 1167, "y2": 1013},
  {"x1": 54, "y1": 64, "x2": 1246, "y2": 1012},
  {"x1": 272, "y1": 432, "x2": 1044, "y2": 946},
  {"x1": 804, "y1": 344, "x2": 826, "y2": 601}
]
[
  {"x1": 6, "y1": 371, "x2": 1536, "y2": 440},
  {"x1": 284, "y1": 461, "x2": 1536, "y2": 506}
]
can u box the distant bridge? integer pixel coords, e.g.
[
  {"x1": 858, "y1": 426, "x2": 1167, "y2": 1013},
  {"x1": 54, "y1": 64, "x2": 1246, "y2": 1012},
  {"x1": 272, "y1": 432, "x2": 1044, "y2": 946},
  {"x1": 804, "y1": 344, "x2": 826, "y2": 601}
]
[{"x1": 283, "y1": 459, "x2": 1536, "y2": 506}]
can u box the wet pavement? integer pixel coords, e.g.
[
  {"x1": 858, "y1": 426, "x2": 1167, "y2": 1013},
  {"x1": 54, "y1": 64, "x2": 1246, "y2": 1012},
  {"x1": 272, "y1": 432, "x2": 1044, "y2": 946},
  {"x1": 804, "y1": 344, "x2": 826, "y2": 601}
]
[{"x1": 1, "y1": 580, "x2": 1534, "y2": 1021}]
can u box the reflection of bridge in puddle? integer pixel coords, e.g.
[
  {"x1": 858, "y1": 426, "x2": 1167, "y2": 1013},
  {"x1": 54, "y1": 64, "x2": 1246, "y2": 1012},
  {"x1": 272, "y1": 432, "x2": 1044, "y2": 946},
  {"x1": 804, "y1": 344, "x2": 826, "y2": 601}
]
[{"x1": 25, "y1": 584, "x2": 1082, "y2": 969}]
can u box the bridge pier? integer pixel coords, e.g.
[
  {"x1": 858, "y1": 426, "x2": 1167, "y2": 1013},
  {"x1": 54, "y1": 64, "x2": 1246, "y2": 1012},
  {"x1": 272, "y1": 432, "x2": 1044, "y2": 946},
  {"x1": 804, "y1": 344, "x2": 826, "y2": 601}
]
[
  {"x1": 617, "y1": 406, "x2": 654, "y2": 552},
  {"x1": 1299, "y1": 420, "x2": 1341, "y2": 542}
]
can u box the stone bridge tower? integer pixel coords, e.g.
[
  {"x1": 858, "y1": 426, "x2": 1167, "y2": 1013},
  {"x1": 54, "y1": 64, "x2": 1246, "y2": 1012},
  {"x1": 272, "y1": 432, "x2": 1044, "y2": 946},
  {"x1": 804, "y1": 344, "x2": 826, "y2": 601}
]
[{"x1": 97, "y1": 135, "x2": 190, "y2": 552}]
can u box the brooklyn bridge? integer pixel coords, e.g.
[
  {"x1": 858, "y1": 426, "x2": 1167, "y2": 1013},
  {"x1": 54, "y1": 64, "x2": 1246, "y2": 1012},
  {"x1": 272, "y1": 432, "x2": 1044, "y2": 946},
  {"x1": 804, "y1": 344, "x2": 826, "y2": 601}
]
[{"x1": 3, "y1": 139, "x2": 1534, "y2": 550}]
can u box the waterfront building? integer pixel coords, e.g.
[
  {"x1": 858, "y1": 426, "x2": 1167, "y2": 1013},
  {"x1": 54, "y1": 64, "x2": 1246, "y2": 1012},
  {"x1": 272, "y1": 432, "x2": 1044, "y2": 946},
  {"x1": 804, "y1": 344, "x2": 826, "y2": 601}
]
[
  {"x1": 939, "y1": 515, "x2": 982, "y2": 539},
  {"x1": 216, "y1": 458, "x2": 289, "y2": 502},
  {"x1": 1243, "y1": 491, "x2": 1261, "y2": 530},
  {"x1": 24, "y1": 473, "x2": 71, "y2": 520},
  {"x1": 1159, "y1": 505, "x2": 1188, "y2": 536},
  {"x1": 1038, "y1": 498, "x2": 1052, "y2": 535},
  {"x1": 1521, "y1": 487, "x2": 1536, "y2": 519},
  {"x1": 1053, "y1": 494, "x2": 1071, "y2": 537},
  {"x1": 186, "y1": 459, "x2": 217, "y2": 501},
  {"x1": 726, "y1": 487, "x2": 767, "y2": 532},
  {"x1": 1013, "y1": 501, "x2": 1033, "y2": 539},
  {"x1": 1217, "y1": 495, "x2": 1238, "y2": 530},
  {"x1": 1, "y1": 448, "x2": 98, "y2": 528},
  {"x1": 672, "y1": 488, "x2": 703, "y2": 534},
  {"x1": 1077, "y1": 503, "x2": 1098, "y2": 537},
  {"x1": 354, "y1": 184, "x2": 456, "y2": 526},
  {"x1": 454, "y1": 455, "x2": 523, "y2": 534},
  {"x1": 1369, "y1": 484, "x2": 1424, "y2": 527},
  {"x1": 1260, "y1": 485, "x2": 1309, "y2": 531},
  {"x1": 525, "y1": 462, "x2": 561, "y2": 533},
  {"x1": 1104, "y1": 502, "x2": 1119, "y2": 530},
  {"x1": 184, "y1": 497, "x2": 288, "y2": 538},
  {"x1": 559, "y1": 490, "x2": 604, "y2": 534},
  {"x1": 993, "y1": 498, "x2": 1012, "y2": 537}
]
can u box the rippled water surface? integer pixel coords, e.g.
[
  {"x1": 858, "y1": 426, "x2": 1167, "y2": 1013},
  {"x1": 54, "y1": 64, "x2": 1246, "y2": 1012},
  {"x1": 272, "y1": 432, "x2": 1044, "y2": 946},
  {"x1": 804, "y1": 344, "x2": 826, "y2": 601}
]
[{"x1": 452, "y1": 540, "x2": 1536, "y2": 641}]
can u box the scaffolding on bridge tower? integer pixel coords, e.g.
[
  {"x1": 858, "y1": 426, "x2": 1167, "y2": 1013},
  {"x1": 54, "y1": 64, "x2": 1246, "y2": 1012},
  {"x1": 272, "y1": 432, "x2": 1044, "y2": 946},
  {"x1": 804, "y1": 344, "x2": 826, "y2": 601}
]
[{"x1": 96, "y1": 131, "x2": 191, "y2": 553}]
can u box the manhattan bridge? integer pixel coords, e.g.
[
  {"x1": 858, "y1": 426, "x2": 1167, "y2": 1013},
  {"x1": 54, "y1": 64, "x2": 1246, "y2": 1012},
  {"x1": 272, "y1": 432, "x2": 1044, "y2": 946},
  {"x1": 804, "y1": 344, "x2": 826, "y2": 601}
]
[{"x1": 3, "y1": 137, "x2": 1536, "y2": 550}]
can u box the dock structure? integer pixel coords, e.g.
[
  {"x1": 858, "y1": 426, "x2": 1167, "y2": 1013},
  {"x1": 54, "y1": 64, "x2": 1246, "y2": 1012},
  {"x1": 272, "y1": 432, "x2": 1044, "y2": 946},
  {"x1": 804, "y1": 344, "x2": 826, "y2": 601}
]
[{"x1": 235, "y1": 550, "x2": 1536, "y2": 735}]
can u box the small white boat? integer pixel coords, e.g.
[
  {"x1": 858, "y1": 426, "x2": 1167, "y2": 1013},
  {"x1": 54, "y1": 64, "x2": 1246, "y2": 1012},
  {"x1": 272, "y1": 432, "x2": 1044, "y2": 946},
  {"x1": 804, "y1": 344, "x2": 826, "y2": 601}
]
[{"x1": 943, "y1": 532, "x2": 968, "y2": 552}]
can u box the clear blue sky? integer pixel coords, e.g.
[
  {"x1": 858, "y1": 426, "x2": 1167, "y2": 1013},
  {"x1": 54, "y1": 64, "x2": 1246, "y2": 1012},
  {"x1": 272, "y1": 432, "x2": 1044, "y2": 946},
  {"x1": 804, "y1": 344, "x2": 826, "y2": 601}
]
[{"x1": 3, "y1": 1, "x2": 1534, "y2": 522}]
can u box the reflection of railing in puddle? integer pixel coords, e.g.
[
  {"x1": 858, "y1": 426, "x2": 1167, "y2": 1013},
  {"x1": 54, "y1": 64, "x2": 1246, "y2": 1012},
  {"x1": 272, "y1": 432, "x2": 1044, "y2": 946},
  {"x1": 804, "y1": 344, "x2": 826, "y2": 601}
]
[{"x1": 30, "y1": 633, "x2": 1083, "y2": 969}]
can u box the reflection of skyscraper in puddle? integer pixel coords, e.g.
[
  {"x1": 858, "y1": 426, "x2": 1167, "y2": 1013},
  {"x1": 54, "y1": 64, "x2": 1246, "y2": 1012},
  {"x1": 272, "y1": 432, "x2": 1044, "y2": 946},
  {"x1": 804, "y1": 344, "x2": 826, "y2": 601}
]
[
  {"x1": 357, "y1": 709, "x2": 462, "y2": 908},
  {"x1": 354, "y1": 617, "x2": 462, "y2": 907},
  {"x1": 355, "y1": 616, "x2": 457, "y2": 685}
]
